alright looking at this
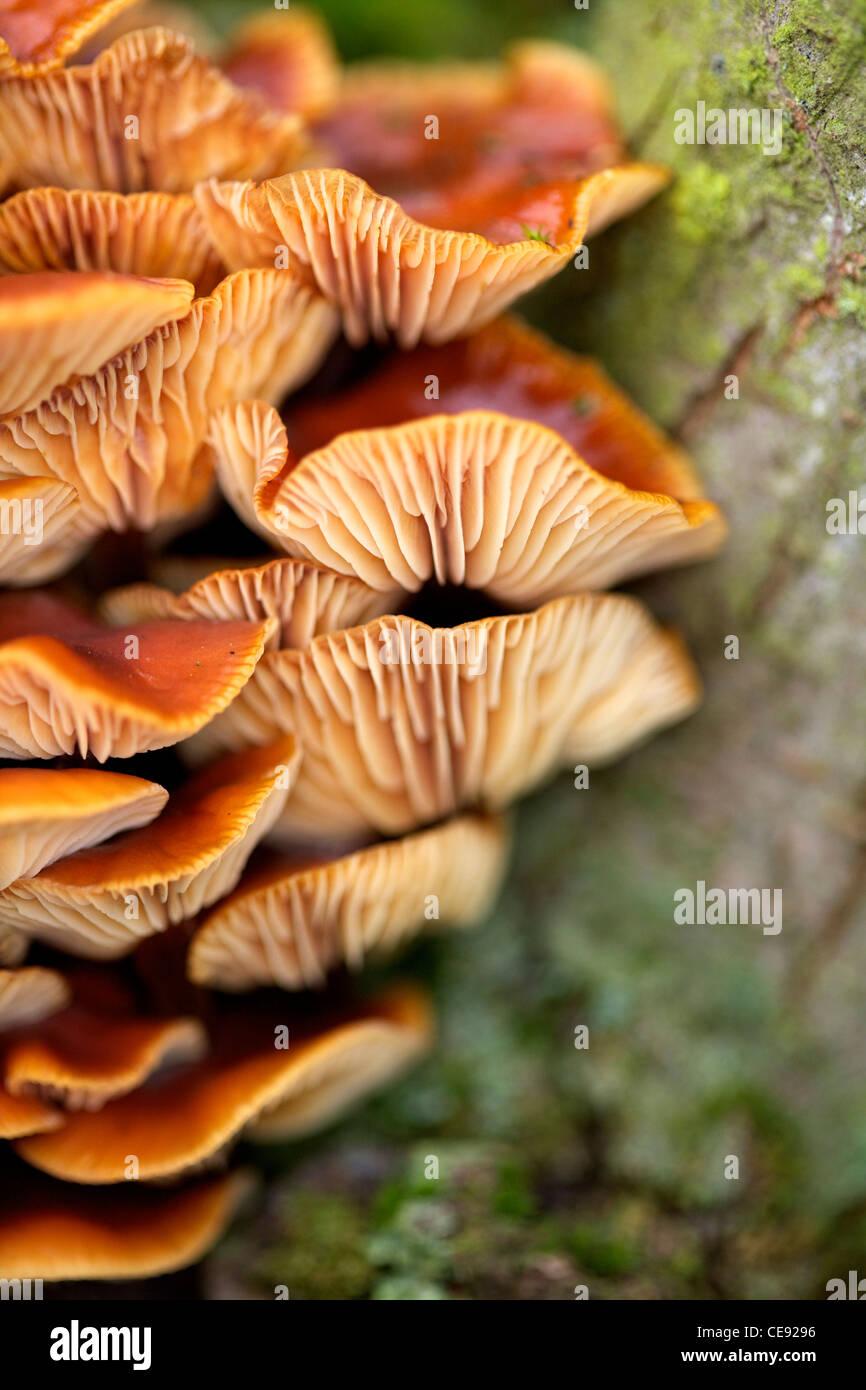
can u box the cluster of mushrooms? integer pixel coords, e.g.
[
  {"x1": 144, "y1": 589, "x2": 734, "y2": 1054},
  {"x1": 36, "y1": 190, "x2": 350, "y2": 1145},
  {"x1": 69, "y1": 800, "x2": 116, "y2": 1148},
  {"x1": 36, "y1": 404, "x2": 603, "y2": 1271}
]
[{"x1": 0, "y1": 1, "x2": 726, "y2": 1286}]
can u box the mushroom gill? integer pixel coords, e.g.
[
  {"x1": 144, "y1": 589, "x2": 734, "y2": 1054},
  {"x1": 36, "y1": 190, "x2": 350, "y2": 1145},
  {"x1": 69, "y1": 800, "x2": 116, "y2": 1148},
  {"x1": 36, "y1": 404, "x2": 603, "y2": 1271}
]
[
  {"x1": 0, "y1": 27, "x2": 307, "y2": 193},
  {"x1": 0, "y1": 267, "x2": 338, "y2": 543}
]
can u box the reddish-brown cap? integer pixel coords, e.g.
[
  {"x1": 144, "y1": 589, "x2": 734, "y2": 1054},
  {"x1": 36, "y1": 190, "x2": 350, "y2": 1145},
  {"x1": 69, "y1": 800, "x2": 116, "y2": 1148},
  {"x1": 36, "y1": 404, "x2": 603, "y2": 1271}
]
[
  {"x1": 222, "y1": 10, "x2": 339, "y2": 121},
  {"x1": 285, "y1": 315, "x2": 705, "y2": 503},
  {"x1": 0, "y1": 592, "x2": 274, "y2": 760},
  {"x1": 4, "y1": 1006, "x2": 207, "y2": 1109},
  {"x1": 0, "y1": 0, "x2": 138, "y2": 76},
  {"x1": 0, "y1": 1169, "x2": 251, "y2": 1279}
]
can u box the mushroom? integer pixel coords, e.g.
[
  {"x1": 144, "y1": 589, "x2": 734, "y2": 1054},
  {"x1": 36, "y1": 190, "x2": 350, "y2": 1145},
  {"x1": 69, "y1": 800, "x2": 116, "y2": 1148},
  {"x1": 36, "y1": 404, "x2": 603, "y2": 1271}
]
[
  {"x1": 221, "y1": 10, "x2": 340, "y2": 121},
  {"x1": 190, "y1": 594, "x2": 700, "y2": 839},
  {"x1": 0, "y1": 591, "x2": 274, "y2": 759},
  {"x1": 0, "y1": 188, "x2": 225, "y2": 293},
  {"x1": 0, "y1": 477, "x2": 92, "y2": 586},
  {"x1": 283, "y1": 314, "x2": 705, "y2": 502},
  {"x1": 209, "y1": 398, "x2": 725, "y2": 605},
  {"x1": 194, "y1": 41, "x2": 668, "y2": 346},
  {"x1": 0, "y1": 766, "x2": 167, "y2": 888},
  {"x1": 0, "y1": 1085, "x2": 63, "y2": 1139},
  {"x1": 0, "y1": 964, "x2": 70, "y2": 1137},
  {"x1": 0, "y1": 967, "x2": 71, "y2": 1029},
  {"x1": 0, "y1": 268, "x2": 338, "y2": 541},
  {"x1": 0, "y1": 1167, "x2": 251, "y2": 1280},
  {"x1": 188, "y1": 812, "x2": 510, "y2": 990},
  {"x1": 101, "y1": 556, "x2": 400, "y2": 650},
  {"x1": 0, "y1": 736, "x2": 300, "y2": 957},
  {"x1": 3, "y1": 1006, "x2": 207, "y2": 1109},
  {"x1": 0, "y1": 268, "x2": 193, "y2": 414},
  {"x1": 15, "y1": 983, "x2": 433, "y2": 1181},
  {"x1": 0, "y1": 6, "x2": 727, "y2": 1293},
  {"x1": 196, "y1": 163, "x2": 666, "y2": 349},
  {"x1": 0, "y1": 27, "x2": 306, "y2": 192},
  {"x1": 0, "y1": 0, "x2": 138, "y2": 76}
]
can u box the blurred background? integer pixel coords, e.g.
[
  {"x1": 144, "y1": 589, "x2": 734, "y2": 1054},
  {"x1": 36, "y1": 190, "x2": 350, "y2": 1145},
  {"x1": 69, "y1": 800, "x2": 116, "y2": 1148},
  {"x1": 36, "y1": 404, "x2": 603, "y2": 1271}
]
[{"x1": 170, "y1": 0, "x2": 865, "y2": 1299}]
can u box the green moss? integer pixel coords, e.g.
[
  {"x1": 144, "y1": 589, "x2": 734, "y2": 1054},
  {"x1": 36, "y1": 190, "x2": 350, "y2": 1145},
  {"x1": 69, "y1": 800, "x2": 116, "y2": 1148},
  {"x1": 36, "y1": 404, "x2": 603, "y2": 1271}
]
[
  {"x1": 252, "y1": 1193, "x2": 374, "y2": 1301},
  {"x1": 569, "y1": 1223, "x2": 641, "y2": 1277}
]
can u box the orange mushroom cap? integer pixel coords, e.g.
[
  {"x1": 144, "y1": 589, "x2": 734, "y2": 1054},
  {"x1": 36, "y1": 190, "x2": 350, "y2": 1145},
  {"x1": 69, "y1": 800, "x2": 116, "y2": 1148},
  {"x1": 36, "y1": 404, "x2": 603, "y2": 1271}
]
[
  {"x1": 0, "y1": 269, "x2": 193, "y2": 415},
  {"x1": 0, "y1": 0, "x2": 138, "y2": 76},
  {"x1": 0, "y1": 736, "x2": 299, "y2": 957},
  {"x1": 0, "y1": 767, "x2": 167, "y2": 889},
  {"x1": 0, "y1": 188, "x2": 225, "y2": 294},
  {"x1": 222, "y1": 9, "x2": 339, "y2": 121},
  {"x1": 194, "y1": 41, "x2": 667, "y2": 346},
  {"x1": 0, "y1": 1083, "x2": 62, "y2": 1139},
  {"x1": 0, "y1": 1167, "x2": 251, "y2": 1279},
  {"x1": 15, "y1": 983, "x2": 432, "y2": 1181},
  {"x1": 0, "y1": 591, "x2": 273, "y2": 760},
  {"x1": 285, "y1": 315, "x2": 705, "y2": 503},
  {"x1": 0, "y1": 27, "x2": 307, "y2": 193},
  {"x1": 188, "y1": 812, "x2": 509, "y2": 991},
  {"x1": 3, "y1": 1006, "x2": 207, "y2": 1109},
  {"x1": 190, "y1": 594, "x2": 700, "y2": 839},
  {"x1": 195, "y1": 162, "x2": 667, "y2": 348}
]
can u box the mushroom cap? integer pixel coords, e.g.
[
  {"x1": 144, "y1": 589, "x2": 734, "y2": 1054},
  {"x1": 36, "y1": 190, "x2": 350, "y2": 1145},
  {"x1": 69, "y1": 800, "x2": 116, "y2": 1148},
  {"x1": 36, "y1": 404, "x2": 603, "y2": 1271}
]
[
  {"x1": 0, "y1": 1084, "x2": 62, "y2": 1138},
  {"x1": 194, "y1": 38, "x2": 665, "y2": 345},
  {"x1": 286, "y1": 314, "x2": 705, "y2": 503},
  {"x1": 210, "y1": 400, "x2": 725, "y2": 606},
  {"x1": 191, "y1": 593, "x2": 701, "y2": 839},
  {"x1": 195, "y1": 162, "x2": 668, "y2": 348},
  {"x1": 0, "y1": 0, "x2": 138, "y2": 76},
  {"x1": 102, "y1": 556, "x2": 400, "y2": 651},
  {"x1": 0, "y1": 1168, "x2": 250, "y2": 1279},
  {"x1": 3, "y1": 1007, "x2": 207, "y2": 1109},
  {"x1": 0, "y1": 476, "x2": 95, "y2": 586},
  {"x1": 0, "y1": 736, "x2": 299, "y2": 958},
  {"x1": 0, "y1": 592, "x2": 274, "y2": 760},
  {"x1": 222, "y1": 10, "x2": 339, "y2": 121},
  {"x1": 321, "y1": 41, "x2": 621, "y2": 192},
  {"x1": 0, "y1": 269, "x2": 193, "y2": 414},
  {"x1": 0, "y1": 767, "x2": 167, "y2": 889},
  {"x1": 0, "y1": 188, "x2": 225, "y2": 294},
  {"x1": 15, "y1": 984, "x2": 432, "y2": 1180},
  {"x1": 189, "y1": 812, "x2": 510, "y2": 991},
  {"x1": 0, "y1": 27, "x2": 307, "y2": 192},
  {"x1": 0, "y1": 967, "x2": 71, "y2": 1029},
  {"x1": 0, "y1": 269, "x2": 338, "y2": 534}
]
